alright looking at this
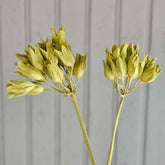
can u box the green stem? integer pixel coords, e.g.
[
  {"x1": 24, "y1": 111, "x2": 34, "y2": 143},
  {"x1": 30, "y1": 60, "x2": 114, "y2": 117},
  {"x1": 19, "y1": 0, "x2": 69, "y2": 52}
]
[
  {"x1": 107, "y1": 96, "x2": 125, "y2": 165},
  {"x1": 71, "y1": 94, "x2": 95, "y2": 165}
]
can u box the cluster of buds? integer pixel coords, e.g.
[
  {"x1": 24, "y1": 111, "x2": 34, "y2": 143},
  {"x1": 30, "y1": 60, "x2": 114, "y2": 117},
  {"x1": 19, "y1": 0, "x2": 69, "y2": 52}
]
[
  {"x1": 6, "y1": 27, "x2": 87, "y2": 98},
  {"x1": 103, "y1": 43, "x2": 161, "y2": 96}
]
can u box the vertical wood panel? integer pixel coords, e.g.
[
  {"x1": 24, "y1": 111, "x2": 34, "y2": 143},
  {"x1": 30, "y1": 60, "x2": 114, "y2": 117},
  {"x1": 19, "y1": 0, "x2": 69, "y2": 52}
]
[
  {"x1": 89, "y1": 0, "x2": 116, "y2": 164},
  {"x1": 145, "y1": 0, "x2": 165, "y2": 164},
  {"x1": 140, "y1": 0, "x2": 154, "y2": 164},
  {"x1": 0, "y1": 1, "x2": 165, "y2": 165},
  {"x1": 60, "y1": 0, "x2": 85, "y2": 164},
  {"x1": 30, "y1": 0, "x2": 55, "y2": 165},
  {"x1": 83, "y1": 0, "x2": 91, "y2": 164},
  {"x1": 54, "y1": 1, "x2": 61, "y2": 164},
  {"x1": 1, "y1": 0, "x2": 27, "y2": 165},
  {"x1": 24, "y1": 1, "x2": 33, "y2": 165},
  {"x1": 0, "y1": 0, "x2": 5, "y2": 164},
  {"x1": 115, "y1": 0, "x2": 150, "y2": 165}
]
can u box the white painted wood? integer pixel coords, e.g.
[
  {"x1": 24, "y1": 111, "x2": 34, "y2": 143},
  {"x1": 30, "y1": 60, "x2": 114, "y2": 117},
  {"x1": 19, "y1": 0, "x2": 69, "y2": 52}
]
[
  {"x1": 29, "y1": 0, "x2": 55, "y2": 165},
  {"x1": 54, "y1": 1, "x2": 61, "y2": 165},
  {"x1": 0, "y1": 1, "x2": 5, "y2": 165},
  {"x1": 0, "y1": 0, "x2": 165, "y2": 165},
  {"x1": 89, "y1": 0, "x2": 116, "y2": 164},
  {"x1": 60, "y1": 0, "x2": 85, "y2": 164},
  {"x1": 145, "y1": 0, "x2": 165, "y2": 164},
  {"x1": 1, "y1": 0, "x2": 27, "y2": 165}
]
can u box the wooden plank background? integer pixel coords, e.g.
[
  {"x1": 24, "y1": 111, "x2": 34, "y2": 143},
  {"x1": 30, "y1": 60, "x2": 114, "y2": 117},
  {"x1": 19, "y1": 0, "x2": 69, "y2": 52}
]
[{"x1": 0, "y1": 0, "x2": 165, "y2": 165}]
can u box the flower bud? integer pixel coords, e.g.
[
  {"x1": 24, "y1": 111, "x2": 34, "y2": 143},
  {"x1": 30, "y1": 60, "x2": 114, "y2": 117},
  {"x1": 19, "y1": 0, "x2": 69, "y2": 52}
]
[
  {"x1": 51, "y1": 26, "x2": 68, "y2": 50},
  {"x1": 137, "y1": 55, "x2": 148, "y2": 78},
  {"x1": 140, "y1": 65, "x2": 161, "y2": 83},
  {"x1": 54, "y1": 45, "x2": 75, "y2": 67},
  {"x1": 134, "y1": 45, "x2": 139, "y2": 54},
  {"x1": 47, "y1": 63, "x2": 64, "y2": 83},
  {"x1": 38, "y1": 38, "x2": 49, "y2": 50},
  {"x1": 16, "y1": 62, "x2": 46, "y2": 81},
  {"x1": 145, "y1": 57, "x2": 157, "y2": 69},
  {"x1": 73, "y1": 54, "x2": 87, "y2": 79},
  {"x1": 16, "y1": 53, "x2": 29, "y2": 64},
  {"x1": 37, "y1": 41, "x2": 58, "y2": 64},
  {"x1": 112, "y1": 48, "x2": 120, "y2": 60},
  {"x1": 51, "y1": 26, "x2": 57, "y2": 41},
  {"x1": 103, "y1": 60, "x2": 115, "y2": 81},
  {"x1": 106, "y1": 56, "x2": 117, "y2": 76},
  {"x1": 116, "y1": 56, "x2": 127, "y2": 81},
  {"x1": 140, "y1": 55, "x2": 161, "y2": 83},
  {"x1": 120, "y1": 43, "x2": 128, "y2": 59},
  {"x1": 126, "y1": 43, "x2": 134, "y2": 62},
  {"x1": 112, "y1": 44, "x2": 118, "y2": 53},
  {"x1": 128, "y1": 54, "x2": 139, "y2": 79},
  {"x1": 57, "y1": 27, "x2": 66, "y2": 42},
  {"x1": 105, "y1": 48, "x2": 111, "y2": 57},
  {"x1": 6, "y1": 80, "x2": 44, "y2": 98},
  {"x1": 26, "y1": 45, "x2": 44, "y2": 71},
  {"x1": 106, "y1": 48, "x2": 113, "y2": 63}
]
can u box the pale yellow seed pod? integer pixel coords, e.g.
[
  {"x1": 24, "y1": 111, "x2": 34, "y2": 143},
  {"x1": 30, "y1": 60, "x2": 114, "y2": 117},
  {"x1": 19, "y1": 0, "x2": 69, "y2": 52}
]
[
  {"x1": 51, "y1": 26, "x2": 57, "y2": 41},
  {"x1": 16, "y1": 62, "x2": 46, "y2": 82},
  {"x1": 137, "y1": 55, "x2": 148, "y2": 78},
  {"x1": 47, "y1": 63, "x2": 64, "y2": 83},
  {"x1": 115, "y1": 56, "x2": 127, "y2": 81},
  {"x1": 51, "y1": 26, "x2": 68, "y2": 50},
  {"x1": 57, "y1": 27, "x2": 66, "y2": 42},
  {"x1": 27, "y1": 45, "x2": 44, "y2": 71},
  {"x1": 120, "y1": 43, "x2": 128, "y2": 59},
  {"x1": 134, "y1": 45, "x2": 139, "y2": 54},
  {"x1": 112, "y1": 48, "x2": 120, "y2": 60},
  {"x1": 105, "y1": 48, "x2": 111, "y2": 57},
  {"x1": 145, "y1": 58, "x2": 157, "y2": 69},
  {"x1": 103, "y1": 60, "x2": 115, "y2": 81},
  {"x1": 140, "y1": 65, "x2": 161, "y2": 83},
  {"x1": 29, "y1": 85, "x2": 45, "y2": 95},
  {"x1": 106, "y1": 56, "x2": 116, "y2": 77},
  {"x1": 73, "y1": 54, "x2": 87, "y2": 79},
  {"x1": 45, "y1": 40, "x2": 59, "y2": 63},
  {"x1": 112, "y1": 44, "x2": 118, "y2": 53},
  {"x1": 54, "y1": 45, "x2": 75, "y2": 67},
  {"x1": 128, "y1": 54, "x2": 139, "y2": 79},
  {"x1": 6, "y1": 80, "x2": 44, "y2": 98},
  {"x1": 38, "y1": 38, "x2": 49, "y2": 50},
  {"x1": 126, "y1": 43, "x2": 134, "y2": 62},
  {"x1": 16, "y1": 53, "x2": 29, "y2": 64},
  {"x1": 106, "y1": 48, "x2": 113, "y2": 64}
]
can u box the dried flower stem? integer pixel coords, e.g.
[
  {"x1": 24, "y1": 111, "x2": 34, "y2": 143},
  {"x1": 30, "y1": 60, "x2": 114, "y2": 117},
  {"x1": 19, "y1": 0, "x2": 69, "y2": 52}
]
[
  {"x1": 107, "y1": 96, "x2": 125, "y2": 165},
  {"x1": 71, "y1": 94, "x2": 95, "y2": 165}
]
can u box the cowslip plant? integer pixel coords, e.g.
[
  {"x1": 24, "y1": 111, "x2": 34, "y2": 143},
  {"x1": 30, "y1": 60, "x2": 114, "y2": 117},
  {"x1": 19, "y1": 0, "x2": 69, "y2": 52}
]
[
  {"x1": 6, "y1": 26, "x2": 161, "y2": 165},
  {"x1": 6, "y1": 27, "x2": 95, "y2": 165},
  {"x1": 103, "y1": 43, "x2": 161, "y2": 165}
]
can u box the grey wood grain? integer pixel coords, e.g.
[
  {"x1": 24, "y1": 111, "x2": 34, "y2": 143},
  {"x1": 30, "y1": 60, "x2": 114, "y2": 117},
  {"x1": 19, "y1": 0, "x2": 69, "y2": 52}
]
[
  {"x1": 0, "y1": 1, "x2": 5, "y2": 164},
  {"x1": 54, "y1": 0, "x2": 61, "y2": 164},
  {"x1": 60, "y1": 0, "x2": 86, "y2": 164},
  {"x1": 1, "y1": 0, "x2": 27, "y2": 165},
  {"x1": 145, "y1": 0, "x2": 165, "y2": 164},
  {"x1": 89, "y1": 0, "x2": 116, "y2": 164},
  {"x1": 0, "y1": 0, "x2": 165, "y2": 165},
  {"x1": 29, "y1": 0, "x2": 55, "y2": 165}
]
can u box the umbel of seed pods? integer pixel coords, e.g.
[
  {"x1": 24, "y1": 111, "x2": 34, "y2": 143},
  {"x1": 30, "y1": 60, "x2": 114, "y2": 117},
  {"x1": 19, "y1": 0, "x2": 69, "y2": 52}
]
[
  {"x1": 6, "y1": 27, "x2": 87, "y2": 98},
  {"x1": 103, "y1": 43, "x2": 161, "y2": 96}
]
